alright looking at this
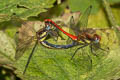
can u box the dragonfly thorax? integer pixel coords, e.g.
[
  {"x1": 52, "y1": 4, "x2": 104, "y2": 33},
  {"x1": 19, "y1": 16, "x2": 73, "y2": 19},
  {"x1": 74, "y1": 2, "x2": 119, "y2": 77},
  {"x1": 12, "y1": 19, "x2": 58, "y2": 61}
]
[
  {"x1": 36, "y1": 28, "x2": 47, "y2": 42},
  {"x1": 45, "y1": 25, "x2": 51, "y2": 30},
  {"x1": 77, "y1": 33, "x2": 101, "y2": 43}
]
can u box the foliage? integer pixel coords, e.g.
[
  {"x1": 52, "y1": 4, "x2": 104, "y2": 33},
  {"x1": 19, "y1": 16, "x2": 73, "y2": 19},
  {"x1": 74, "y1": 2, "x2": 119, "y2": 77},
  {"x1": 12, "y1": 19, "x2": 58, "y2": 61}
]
[
  {"x1": 68, "y1": 0, "x2": 120, "y2": 13},
  {"x1": 0, "y1": 0, "x2": 120, "y2": 80},
  {"x1": 0, "y1": 0, "x2": 56, "y2": 22}
]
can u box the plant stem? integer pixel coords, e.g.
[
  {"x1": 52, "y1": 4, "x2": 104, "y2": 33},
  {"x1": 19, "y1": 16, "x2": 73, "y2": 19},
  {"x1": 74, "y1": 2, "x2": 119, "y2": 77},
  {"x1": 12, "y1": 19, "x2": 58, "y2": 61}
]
[
  {"x1": 57, "y1": 0, "x2": 61, "y2": 5},
  {"x1": 102, "y1": 0, "x2": 119, "y2": 28}
]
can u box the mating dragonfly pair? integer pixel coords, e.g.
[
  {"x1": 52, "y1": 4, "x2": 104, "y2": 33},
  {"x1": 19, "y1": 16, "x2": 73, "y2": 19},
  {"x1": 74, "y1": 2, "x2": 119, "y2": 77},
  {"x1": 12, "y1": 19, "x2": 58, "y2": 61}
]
[{"x1": 15, "y1": 5, "x2": 108, "y2": 74}]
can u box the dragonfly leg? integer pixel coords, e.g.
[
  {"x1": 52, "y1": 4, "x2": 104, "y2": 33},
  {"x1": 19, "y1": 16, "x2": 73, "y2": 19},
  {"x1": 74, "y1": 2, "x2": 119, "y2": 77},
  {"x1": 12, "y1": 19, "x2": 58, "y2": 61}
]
[
  {"x1": 87, "y1": 52, "x2": 92, "y2": 70},
  {"x1": 81, "y1": 39, "x2": 88, "y2": 44},
  {"x1": 98, "y1": 47, "x2": 109, "y2": 52},
  {"x1": 49, "y1": 33, "x2": 58, "y2": 41},
  {"x1": 90, "y1": 45, "x2": 98, "y2": 57},
  {"x1": 48, "y1": 31, "x2": 58, "y2": 42},
  {"x1": 71, "y1": 44, "x2": 88, "y2": 60},
  {"x1": 66, "y1": 37, "x2": 72, "y2": 44},
  {"x1": 56, "y1": 29, "x2": 65, "y2": 40},
  {"x1": 94, "y1": 44, "x2": 109, "y2": 52}
]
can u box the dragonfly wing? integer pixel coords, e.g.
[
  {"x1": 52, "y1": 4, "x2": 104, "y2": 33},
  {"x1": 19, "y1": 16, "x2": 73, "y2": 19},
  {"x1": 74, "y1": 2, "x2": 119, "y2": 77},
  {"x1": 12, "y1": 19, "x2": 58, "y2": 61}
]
[
  {"x1": 66, "y1": 16, "x2": 76, "y2": 44},
  {"x1": 14, "y1": 31, "x2": 19, "y2": 46},
  {"x1": 15, "y1": 22, "x2": 36, "y2": 60},
  {"x1": 15, "y1": 38, "x2": 35, "y2": 60},
  {"x1": 75, "y1": 5, "x2": 92, "y2": 35},
  {"x1": 69, "y1": 16, "x2": 75, "y2": 30},
  {"x1": 15, "y1": 44, "x2": 27, "y2": 60}
]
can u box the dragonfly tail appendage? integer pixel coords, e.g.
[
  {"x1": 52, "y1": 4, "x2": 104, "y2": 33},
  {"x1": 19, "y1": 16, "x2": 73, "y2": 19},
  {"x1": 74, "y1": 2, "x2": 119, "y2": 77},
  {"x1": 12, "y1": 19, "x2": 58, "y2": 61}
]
[{"x1": 23, "y1": 41, "x2": 38, "y2": 74}]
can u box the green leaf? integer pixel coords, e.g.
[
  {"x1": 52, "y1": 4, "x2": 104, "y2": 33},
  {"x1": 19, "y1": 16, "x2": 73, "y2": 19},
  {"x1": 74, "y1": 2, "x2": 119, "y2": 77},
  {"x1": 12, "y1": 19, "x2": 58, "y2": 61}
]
[
  {"x1": 68, "y1": 0, "x2": 100, "y2": 13},
  {"x1": 3, "y1": 4, "x2": 120, "y2": 79},
  {"x1": 109, "y1": 0, "x2": 120, "y2": 3},
  {"x1": 0, "y1": 0, "x2": 56, "y2": 22},
  {"x1": 0, "y1": 31, "x2": 15, "y2": 63},
  {"x1": 85, "y1": 47, "x2": 120, "y2": 80},
  {"x1": 13, "y1": 27, "x2": 120, "y2": 80},
  {"x1": 88, "y1": 9, "x2": 109, "y2": 28},
  {"x1": 68, "y1": 0, "x2": 120, "y2": 14},
  {"x1": 14, "y1": 41, "x2": 91, "y2": 80}
]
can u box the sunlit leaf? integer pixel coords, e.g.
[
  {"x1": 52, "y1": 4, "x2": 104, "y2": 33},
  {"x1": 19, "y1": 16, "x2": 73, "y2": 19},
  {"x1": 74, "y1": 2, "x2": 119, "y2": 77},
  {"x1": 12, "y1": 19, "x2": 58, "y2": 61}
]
[{"x1": 0, "y1": 31, "x2": 15, "y2": 63}]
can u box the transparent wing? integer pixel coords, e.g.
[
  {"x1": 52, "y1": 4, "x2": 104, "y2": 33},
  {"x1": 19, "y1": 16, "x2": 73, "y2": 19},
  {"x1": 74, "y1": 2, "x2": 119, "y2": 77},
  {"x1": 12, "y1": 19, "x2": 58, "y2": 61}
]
[
  {"x1": 15, "y1": 22, "x2": 36, "y2": 60},
  {"x1": 75, "y1": 5, "x2": 92, "y2": 35},
  {"x1": 15, "y1": 37, "x2": 35, "y2": 60},
  {"x1": 69, "y1": 16, "x2": 75, "y2": 30},
  {"x1": 66, "y1": 16, "x2": 76, "y2": 44},
  {"x1": 14, "y1": 31, "x2": 19, "y2": 46}
]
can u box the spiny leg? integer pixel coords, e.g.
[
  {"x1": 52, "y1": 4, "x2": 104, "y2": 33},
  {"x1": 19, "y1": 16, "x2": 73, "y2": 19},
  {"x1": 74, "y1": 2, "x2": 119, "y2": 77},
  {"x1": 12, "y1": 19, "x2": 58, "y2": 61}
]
[
  {"x1": 71, "y1": 44, "x2": 89, "y2": 60},
  {"x1": 90, "y1": 44, "x2": 98, "y2": 57},
  {"x1": 93, "y1": 43, "x2": 109, "y2": 52},
  {"x1": 56, "y1": 29, "x2": 65, "y2": 40},
  {"x1": 86, "y1": 51, "x2": 92, "y2": 70},
  {"x1": 48, "y1": 30, "x2": 58, "y2": 42},
  {"x1": 23, "y1": 41, "x2": 38, "y2": 74},
  {"x1": 97, "y1": 46, "x2": 109, "y2": 52}
]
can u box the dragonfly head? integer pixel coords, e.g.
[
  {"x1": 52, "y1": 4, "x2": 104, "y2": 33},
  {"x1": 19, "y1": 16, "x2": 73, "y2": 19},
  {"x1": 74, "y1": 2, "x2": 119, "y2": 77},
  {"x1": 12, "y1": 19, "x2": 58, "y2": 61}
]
[
  {"x1": 45, "y1": 22, "x2": 52, "y2": 31},
  {"x1": 93, "y1": 34, "x2": 101, "y2": 43},
  {"x1": 44, "y1": 19, "x2": 56, "y2": 31}
]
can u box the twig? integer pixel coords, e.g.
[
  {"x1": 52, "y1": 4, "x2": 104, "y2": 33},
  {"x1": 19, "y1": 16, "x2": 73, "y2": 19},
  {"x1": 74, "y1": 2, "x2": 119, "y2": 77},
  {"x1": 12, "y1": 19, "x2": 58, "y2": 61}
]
[{"x1": 102, "y1": 0, "x2": 119, "y2": 29}]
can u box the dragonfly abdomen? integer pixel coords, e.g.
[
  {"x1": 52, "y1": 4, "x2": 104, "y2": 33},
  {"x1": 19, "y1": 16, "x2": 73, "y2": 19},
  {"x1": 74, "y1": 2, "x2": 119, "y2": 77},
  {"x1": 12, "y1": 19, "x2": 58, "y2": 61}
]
[{"x1": 41, "y1": 41, "x2": 77, "y2": 49}]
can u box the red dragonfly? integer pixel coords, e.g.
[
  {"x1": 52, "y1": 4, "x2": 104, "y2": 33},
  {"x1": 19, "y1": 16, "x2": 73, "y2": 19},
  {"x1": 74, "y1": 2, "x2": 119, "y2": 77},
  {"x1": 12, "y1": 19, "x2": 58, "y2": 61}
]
[{"x1": 44, "y1": 5, "x2": 108, "y2": 59}]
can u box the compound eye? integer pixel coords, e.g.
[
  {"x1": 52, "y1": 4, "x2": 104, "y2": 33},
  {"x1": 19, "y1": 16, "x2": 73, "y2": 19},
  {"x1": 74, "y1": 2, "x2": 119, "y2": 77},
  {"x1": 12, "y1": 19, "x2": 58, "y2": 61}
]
[
  {"x1": 94, "y1": 37, "x2": 99, "y2": 43},
  {"x1": 45, "y1": 25, "x2": 51, "y2": 30},
  {"x1": 93, "y1": 37, "x2": 99, "y2": 43},
  {"x1": 94, "y1": 34, "x2": 101, "y2": 43}
]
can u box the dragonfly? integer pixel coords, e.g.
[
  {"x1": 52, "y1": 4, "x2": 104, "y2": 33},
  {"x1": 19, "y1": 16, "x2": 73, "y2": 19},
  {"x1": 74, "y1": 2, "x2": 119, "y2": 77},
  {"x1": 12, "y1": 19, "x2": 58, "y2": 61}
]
[
  {"x1": 15, "y1": 5, "x2": 107, "y2": 74},
  {"x1": 43, "y1": 5, "x2": 108, "y2": 60},
  {"x1": 15, "y1": 21, "x2": 65, "y2": 74},
  {"x1": 15, "y1": 19, "x2": 89, "y2": 74}
]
